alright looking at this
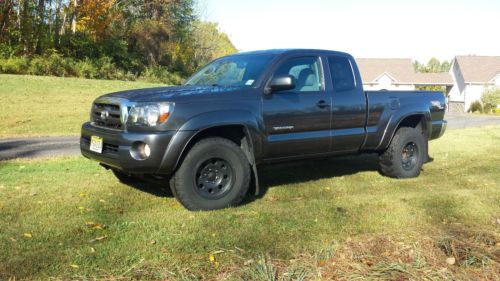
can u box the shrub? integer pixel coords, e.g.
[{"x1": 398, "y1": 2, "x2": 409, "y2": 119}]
[
  {"x1": 0, "y1": 56, "x2": 30, "y2": 74},
  {"x1": 28, "y1": 57, "x2": 50, "y2": 76},
  {"x1": 481, "y1": 87, "x2": 500, "y2": 111},
  {"x1": 74, "y1": 59, "x2": 97, "y2": 79},
  {"x1": 483, "y1": 103, "x2": 492, "y2": 113},
  {"x1": 95, "y1": 57, "x2": 123, "y2": 80},
  {"x1": 46, "y1": 53, "x2": 71, "y2": 77},
  {"x1": 469, "y1": 101, "x2": 483, "y2": 113}
]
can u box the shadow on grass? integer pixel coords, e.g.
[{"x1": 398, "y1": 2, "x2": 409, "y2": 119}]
[
  {"x1": 120, "y1": 153, "x2": 381, "y2": 203},
  {"x1": 247, "y1": 153, "x2": 380, "y2": 201},
  {"x1": 417, "y1": 195, "x2": 500, "y2": 269}
]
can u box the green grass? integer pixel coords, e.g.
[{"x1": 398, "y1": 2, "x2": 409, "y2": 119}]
[
  {"x1": 1, "y1": 126, "x2": 499, "y2": 280},
  {"x1": 0, "y1": 74, "x2": 163, "y2": 138}
]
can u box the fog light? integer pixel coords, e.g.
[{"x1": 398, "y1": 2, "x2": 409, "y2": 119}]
[{"x1": 130, "y1": 142, "x2": 151, "y2": 161}]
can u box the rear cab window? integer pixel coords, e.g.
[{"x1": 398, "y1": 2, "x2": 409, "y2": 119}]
[{"x1": 327, "y1": 56, "x2": 356, "y2": 92}]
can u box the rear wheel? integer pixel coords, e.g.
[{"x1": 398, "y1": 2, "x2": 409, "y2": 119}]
[
  {"x1": 379, "y1": 127, "x2": 426, "y2": 178},
  {"x1": 171, "y1": 137, "x2": 251, "y2": 210}
]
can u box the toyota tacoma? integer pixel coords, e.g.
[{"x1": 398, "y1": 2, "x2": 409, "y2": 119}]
[{"x1": 81, "y1": 49, "x2": 447, "y2": 210}]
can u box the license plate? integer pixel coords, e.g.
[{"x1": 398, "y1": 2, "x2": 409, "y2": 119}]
[{"x1": 90, "y1": 136, "x2": 103, "y2": 153}]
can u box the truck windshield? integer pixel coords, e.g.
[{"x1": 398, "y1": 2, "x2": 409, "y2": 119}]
[{"x1": 185, "y1": 54, "x2": 275, "y2": 87}]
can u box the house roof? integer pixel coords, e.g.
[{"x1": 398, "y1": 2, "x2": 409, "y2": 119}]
[
  {"x1": 413, "y1": 73, "x2": 453, "y2": 85},
  {"x1": 357, "y1": 58, "x2": 453, "y2": 85},
  {"x1": 454, "y1": 56, "x2": 500, "y2": 83},
  {"x1": 357, "y1": 58, "x2": 416, "y2": 83}
]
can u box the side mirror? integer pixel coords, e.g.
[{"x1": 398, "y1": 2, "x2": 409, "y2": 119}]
[{"x1": 265, "y1": 75, "x2": 295, "y2": 94}]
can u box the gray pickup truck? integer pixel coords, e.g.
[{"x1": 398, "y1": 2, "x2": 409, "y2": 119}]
[{"x1": 81, "y1": 49, "x2": 447, "y2": 210}]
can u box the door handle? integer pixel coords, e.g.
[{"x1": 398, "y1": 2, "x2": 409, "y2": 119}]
[{"x1": 316, "y1": 100, "x2": 329, "y2": 109}]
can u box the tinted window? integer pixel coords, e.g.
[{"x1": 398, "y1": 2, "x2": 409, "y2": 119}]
[
  {"x1": 328, "y1": 56, "x2": 355, "y2": 92},
  {"x1": 273, "y1": 57, "x2": 323, "y2": 92}
]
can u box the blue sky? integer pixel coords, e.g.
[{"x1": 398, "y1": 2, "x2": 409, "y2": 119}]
[{"x1": 201, "y1": 0, "x2": 500, "y2": 62}]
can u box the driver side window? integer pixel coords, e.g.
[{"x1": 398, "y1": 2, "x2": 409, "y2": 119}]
[{"x1": 273, "y1": 57, "x2": 323, "y2": 92}]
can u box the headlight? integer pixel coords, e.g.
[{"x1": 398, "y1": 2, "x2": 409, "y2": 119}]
[{"x1": 127, "y1": 102, "x2": 174, "y2": 127}]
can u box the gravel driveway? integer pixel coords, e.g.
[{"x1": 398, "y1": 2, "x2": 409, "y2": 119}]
[{"x1": 1, "y1": 113, "x2": 499, "y2": 160}]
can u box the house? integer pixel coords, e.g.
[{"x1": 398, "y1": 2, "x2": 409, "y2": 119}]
[
  {"x1": 448, "y1": 56, "x2": 500, "y2": 112},
  {"x1": 357, "y1": 58, "x2": 416, "y2": 91},
  {"x1": 357, "y1": 58, "x2": 453, "y2": 92}
]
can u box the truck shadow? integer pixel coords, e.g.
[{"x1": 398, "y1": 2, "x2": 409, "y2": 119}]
[
  {"x1": 122, "y1": 153, "x2": 380, "y2": 202},
  {"x1": 245, "y1": 153, "x2": 380, "y2": 203}
]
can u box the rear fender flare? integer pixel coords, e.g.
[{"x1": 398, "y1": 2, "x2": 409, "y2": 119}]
[{"x1": 378, "y1": 105, "x2": 431, "y2": 150}]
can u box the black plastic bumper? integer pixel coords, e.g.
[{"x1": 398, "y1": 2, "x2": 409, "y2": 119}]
[
  {"x1": 430, "y1": 120, "x2": 447, "y2": 140},
  {"x1": 80, "y1": 122, "x2": 178, "y2": 174}
]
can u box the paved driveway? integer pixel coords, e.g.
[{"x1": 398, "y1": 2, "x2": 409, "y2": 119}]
[
  {"x1": 445, "y1": 112, "x2": 500, "y2": 129},
  {"x1": 0, "y1": 136, "x2": 79, "y2": 160},
  {"x1": 0, "y1": 113, "x2": 499, "y2": 160}
]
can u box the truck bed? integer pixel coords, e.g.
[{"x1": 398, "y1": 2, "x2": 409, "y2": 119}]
[{"x1": 362, "y1": 90, "x2": 447, "y2": 151}]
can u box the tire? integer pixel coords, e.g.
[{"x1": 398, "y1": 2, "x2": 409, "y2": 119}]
[
  {"x1": 112, "y1": 169, "x2": 140, "y2": 184},
  {"x1": 379, "y1": 127, "x2": 426, "y2": 178},
  {"x1": 171, "y1": 137, "x2": 251, "y2": 211}
]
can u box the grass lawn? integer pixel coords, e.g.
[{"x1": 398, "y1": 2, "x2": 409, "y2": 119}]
[
  {"x1": 1, "y1": 126, "x2": 499, "y2": 280},
  {"x1": 0, "y1": 74, "x2": 163, "y2": 138}
]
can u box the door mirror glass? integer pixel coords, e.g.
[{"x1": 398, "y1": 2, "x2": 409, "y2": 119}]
[{"x1": 267, "y1": 75, "x2": 295, "y2": 94}]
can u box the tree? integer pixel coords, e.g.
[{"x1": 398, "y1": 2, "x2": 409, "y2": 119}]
[
  {"x1": 0, "y1": 0, "x2": 238, "y2": 80},
  {"x1": 481, "y1": 87, "x2": 500, "y2": 112},
  {"x1": 191, "y1": 21, "x2": 236, "y2": 69}
]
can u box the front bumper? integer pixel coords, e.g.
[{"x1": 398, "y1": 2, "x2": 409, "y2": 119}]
[
  {"x1": 430, "y1": 120, "x2": 447, "y2": 140},
  {"x1": 80, "y1": 122, "x2": 177, "y2": 174}
]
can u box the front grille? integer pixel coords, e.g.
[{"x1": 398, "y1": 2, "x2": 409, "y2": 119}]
[{"x1": 91, "y1": 103, "x2": 123, "y2": 130}]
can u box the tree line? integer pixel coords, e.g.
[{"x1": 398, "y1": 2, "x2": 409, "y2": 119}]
[{"x1": 0, "y1": 0, "x2": 237, "y2": 83}]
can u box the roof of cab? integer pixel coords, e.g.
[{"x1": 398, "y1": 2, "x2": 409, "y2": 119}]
[{"x1": 232, "y1": 49, "x2": 352, "y2": 57}]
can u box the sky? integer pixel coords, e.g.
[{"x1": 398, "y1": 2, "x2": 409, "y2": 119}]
[{"x1": 201, "y1": 0, "x2": 500, "y2": 63}]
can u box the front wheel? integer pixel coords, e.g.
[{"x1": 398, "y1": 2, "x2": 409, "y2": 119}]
[
  {"x1": 379, "y1": 127, "x2": 426, "y2": 178},
  {"x1": 171, "y1": 137, "x2": 251, "y2": 211}
]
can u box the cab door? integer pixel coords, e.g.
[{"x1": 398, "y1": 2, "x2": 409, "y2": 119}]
[{"x1": 262, "y1": 56, "x2": 332, "y2": 159}]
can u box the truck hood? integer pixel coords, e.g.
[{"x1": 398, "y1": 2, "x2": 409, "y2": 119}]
[{"x1": 101, "y1": 85, "x2": 250, "y2": 103}]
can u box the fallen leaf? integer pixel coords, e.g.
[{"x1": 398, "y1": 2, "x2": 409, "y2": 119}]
[
  {"x1": 446, "y1": 257, "x2": 456, "y2": 265},
  {"x1": 244, "y1": 259, "x2": 254, "y2": 265},
  {"x1": 79, "y1": 192, "x2": 87, "y2": 197},
  {"x1": 23, "y1": 233, "x2": 32, "y2": 238},
  {"x1": 212, "y1": 250, "x2": 224, "y2": 255},
  {"x1": 19, "y1": 166, "x2": 26, "y2": 169},
  {"x1": 99, "y1": 199, "x2": 106, "y2": 203},
  {"x1": 149, "y1": 240, "x2": 156, "y2": 245},
  {"x1": 209, "y1": 254, "x2": 215, "y2": 262},
  {"x1": 89, "y1": 236, "x2": 107, "y2": 243},
  {"x1": 70, "y1": 264, "x2": 79, "y2": 269},
  {"x1": 9, "y1": 237, "x2": 17, "y2": 242},
  {"x1": 78, "y1": 206, "x2": 85, "y2": 210},
  {"x1": 90, "y1": 247, "x2": 96, "y2": 253}
]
